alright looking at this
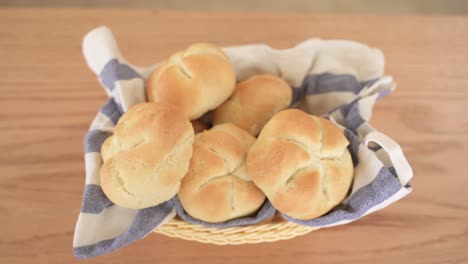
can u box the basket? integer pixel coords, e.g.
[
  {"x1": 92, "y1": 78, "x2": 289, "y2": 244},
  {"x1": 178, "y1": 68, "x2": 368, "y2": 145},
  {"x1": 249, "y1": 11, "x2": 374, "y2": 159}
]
[
  {"x1": 73, "y1": 26, "x2": 413, "y2": 259},
  {"x1": 154, "y1": 216, "x2": 318, "y2": 245}
]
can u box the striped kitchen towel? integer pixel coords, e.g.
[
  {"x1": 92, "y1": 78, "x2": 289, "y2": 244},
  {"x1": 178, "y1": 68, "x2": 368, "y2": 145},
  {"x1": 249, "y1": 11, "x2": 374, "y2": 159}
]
[{"x1": 73, "y1": 26, "x2": 413, "y2": 258}]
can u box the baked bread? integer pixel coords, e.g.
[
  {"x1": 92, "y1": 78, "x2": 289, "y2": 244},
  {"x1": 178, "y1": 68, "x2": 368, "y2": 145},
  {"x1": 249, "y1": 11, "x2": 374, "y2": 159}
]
[
  {"x1": 246, "y1": 109, "x2": 354, "y2": 220},
  {"x1": 178, "y1": 123, "x2": 266, "y2": 223},
  {"x1": 100, "y1": 102, "x2": 195, "y2": 209},
  {"x1": 146, "y1": 43, "x2": 236, "y2": 120},
  {"x1": 212, "y1": 74, "x2": 292, "y2": 136},
  {"x1": 191, "y1": 119, "x2": 209, "y2": 134}
]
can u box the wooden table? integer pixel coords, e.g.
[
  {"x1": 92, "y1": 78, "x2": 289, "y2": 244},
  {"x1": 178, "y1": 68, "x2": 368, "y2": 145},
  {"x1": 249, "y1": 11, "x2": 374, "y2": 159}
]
[{"x1": 1, "y1": 8, "x2": 467, "y2": 264}]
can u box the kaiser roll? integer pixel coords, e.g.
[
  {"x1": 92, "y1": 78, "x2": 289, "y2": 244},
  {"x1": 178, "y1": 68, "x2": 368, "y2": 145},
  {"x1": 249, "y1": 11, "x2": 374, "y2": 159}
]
[
  {"x1": 178, "y1": 123, "x2": 266, "y2": 223},
  {"x1": 146, "y1": 43, "x2": 236, "y2": 120},
  {"x1": 212, "y1": 74, "x2": 292, "y2": 136},
  {"x1": 100, "y1": 102, "x2": 195, "y2": 209},
  {"x1": 246, "y1": 109, "x2": 354, "y2": 220}
]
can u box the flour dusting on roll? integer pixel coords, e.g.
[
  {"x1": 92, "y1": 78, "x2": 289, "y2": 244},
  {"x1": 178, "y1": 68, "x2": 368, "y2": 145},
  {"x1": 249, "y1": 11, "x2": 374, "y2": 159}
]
[{"x1": 100, "y1": 102, "x2": 194, "y2": 209}]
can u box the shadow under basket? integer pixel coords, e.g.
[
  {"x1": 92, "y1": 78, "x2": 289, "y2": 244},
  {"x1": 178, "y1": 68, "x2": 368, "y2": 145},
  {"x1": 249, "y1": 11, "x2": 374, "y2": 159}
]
[{"x1": 154, "y1": 215, "x2": 318, "y2": 245}]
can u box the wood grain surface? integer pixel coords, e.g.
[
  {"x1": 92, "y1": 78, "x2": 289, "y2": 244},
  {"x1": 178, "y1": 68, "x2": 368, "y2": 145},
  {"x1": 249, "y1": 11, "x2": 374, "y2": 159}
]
[{"x1": 1, "y1": 8, "x2": 467, "y2": 264}]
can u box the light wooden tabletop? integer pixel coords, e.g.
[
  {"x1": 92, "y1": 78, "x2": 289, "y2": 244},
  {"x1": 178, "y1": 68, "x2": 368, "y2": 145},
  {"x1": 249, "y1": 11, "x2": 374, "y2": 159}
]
[{"x1": 1, "y1": 8, "x2": 467, "y2": 264}]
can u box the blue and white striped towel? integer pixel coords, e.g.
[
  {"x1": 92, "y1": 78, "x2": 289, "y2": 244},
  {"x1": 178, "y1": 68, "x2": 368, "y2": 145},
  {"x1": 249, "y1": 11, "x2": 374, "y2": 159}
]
[{"x1": 73, "y1": 26, "x2": 413, "y2": 258}]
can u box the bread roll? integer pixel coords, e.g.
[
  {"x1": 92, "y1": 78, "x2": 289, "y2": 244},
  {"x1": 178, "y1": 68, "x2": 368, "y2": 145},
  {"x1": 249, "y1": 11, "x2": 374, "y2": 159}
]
[
  {"x1": 246, "y1": 109, "x2": 354, "y2": 220},
  {"x1": 191, "y1": 119, "x2": 209, "y2": 134},
  {"x1": 178, "y1": 123, "x2": 266, "y2": 223},
  {"x1": 147, "y1": 43, "x2": 236, "y2": 120},
  {"x1": 212, "y1": 74, "x2": 292, "y2": 136},
  {"x1": 100, "y1": 103, "x2": 194, "y2": 209}
]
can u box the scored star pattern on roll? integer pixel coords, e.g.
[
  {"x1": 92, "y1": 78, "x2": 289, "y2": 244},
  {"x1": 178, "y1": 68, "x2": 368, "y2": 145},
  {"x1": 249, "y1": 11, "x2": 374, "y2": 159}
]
[
  {"x1": 247, "y1": 109, "x2": 354, "y2": 220},
  {"x1": 178, "y1": 123, "x2": 266, "y2": 223}
]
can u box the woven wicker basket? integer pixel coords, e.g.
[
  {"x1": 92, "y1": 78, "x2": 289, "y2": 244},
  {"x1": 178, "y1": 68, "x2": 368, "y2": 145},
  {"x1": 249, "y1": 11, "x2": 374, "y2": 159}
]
[{"x1": 154, "y1": 215, "x2": 318, "y2": 245}]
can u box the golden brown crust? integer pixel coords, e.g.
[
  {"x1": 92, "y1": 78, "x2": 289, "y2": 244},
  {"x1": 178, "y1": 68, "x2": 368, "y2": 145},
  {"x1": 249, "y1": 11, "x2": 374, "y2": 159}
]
[
  {"x1": 212, "y1": 74, "x2": 292, "y2": 136},
  {"x1": 178, "y1": 123, "x2": 266, "y2": 223},
  {"x1": 146, "y1": 43, "x2": 236, "y2": 120},
  {"x1": 246, "y1": 109, "x2": 354, "y2": 220},
  {"x1": 99, "y1": 102, "x2": 194, "y2": 209}
]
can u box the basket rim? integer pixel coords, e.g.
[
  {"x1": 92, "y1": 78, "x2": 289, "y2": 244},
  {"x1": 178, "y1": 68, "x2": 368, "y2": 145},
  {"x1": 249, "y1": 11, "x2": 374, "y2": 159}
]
[{"x1": 154, "y1": 217, "x2": 318, "y2": 245}]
